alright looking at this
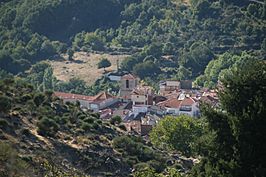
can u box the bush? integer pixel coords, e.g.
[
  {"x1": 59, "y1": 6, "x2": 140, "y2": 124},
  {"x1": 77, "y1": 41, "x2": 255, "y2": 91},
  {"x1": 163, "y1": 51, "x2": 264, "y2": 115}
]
[
  {"x1": 0, "y1": 118, "x2": 9, "y2": 128},
  {"x1": 118, "y1": 124, "x2": 127, "y2": 131},
  {"x1": 0, "y1": 95, "x2": 12, "y2": 113},
  {"x1": 20, "y1": 94, "x2": 32, "y2": 102},
  {"x1": 96, "y1": 120, "x2": 102, "y2": 124},
  {"x1": 92, "y1": 122, "x2": 100, "y2": 130},
  {"x1": 81, "y1": 122, "x2": 92, "y2": 132},
  {"x1": 21, "y1": 128, "x2": 31, "y2": 136},
  {"x1": 37, "y1": 117, "x2": 59, "y2": 137},
  {"x1": 110, "y1": 116, "x2": 122, "y2": 125},
  {"x1": 0, "y1": 142, "x2": 29, "y2": 176},
  {"x1": 33, "y1": 93, "x2": 46, "y2": 107},
  {"x1": 84, "y1": 117, "x2": 94, "y2": 124}
]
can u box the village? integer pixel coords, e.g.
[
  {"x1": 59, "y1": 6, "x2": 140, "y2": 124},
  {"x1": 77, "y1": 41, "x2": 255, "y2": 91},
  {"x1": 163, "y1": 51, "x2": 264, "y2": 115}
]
[{"x1": 54, "y1": 73, "x2": 219, "y2": 136}]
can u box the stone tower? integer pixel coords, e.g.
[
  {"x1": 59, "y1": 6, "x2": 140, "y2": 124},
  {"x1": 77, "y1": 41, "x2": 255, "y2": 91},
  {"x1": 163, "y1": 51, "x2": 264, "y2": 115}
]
[{"x1": 119, "y1": 73, "x2": 138, "y2": 99}]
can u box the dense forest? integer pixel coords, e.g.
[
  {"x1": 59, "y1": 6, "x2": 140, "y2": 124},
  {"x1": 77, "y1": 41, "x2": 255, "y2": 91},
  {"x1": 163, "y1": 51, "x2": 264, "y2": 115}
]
[
  {"x1": 0, "y1": 0, "x2": 265, "y2": 89},
  {"x1": 0, "y1": 0, "x2": 266, "y2": 176}
]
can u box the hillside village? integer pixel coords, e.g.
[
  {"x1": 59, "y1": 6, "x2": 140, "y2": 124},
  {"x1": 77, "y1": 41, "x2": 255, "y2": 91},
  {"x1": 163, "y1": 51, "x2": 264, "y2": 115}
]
[{"x1": 54, "y1": 73, "x2": 219, "y2": 136}]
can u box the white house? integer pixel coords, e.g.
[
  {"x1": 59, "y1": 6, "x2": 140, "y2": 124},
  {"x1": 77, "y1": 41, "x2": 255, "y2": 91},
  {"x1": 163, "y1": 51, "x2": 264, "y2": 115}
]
[
  {"x1": 54, "y1": 91, "x2": 119, "y2": 112},
  {"x1": 132, "y1": 105, "x2": 149, "y2": 114},
  {"x1": 156, "y1": 96, "x2": 200, "y2": 117}
]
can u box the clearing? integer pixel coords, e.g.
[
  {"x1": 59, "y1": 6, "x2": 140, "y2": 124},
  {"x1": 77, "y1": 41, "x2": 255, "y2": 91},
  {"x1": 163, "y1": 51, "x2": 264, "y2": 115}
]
[{"x1": 48, "y1": 52, "x2": 129, "y2": 85}]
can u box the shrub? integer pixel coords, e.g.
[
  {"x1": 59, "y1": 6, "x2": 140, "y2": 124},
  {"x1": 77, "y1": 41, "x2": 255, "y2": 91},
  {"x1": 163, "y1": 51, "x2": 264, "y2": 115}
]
[
  {"x1": 21, "y1": 128, "x2": 31, "y2": 136},
  {"x1": 84, "y1": 117, "x2": 94, "y2": 124},
  {"x1": 37, "y1": 117, "x2": 59, "y2": 137},
  {"x1": 92, "y1": 122, "x2": 99, "y2": 130},
  {"x1": 78, "y1": 114, "x2": 87, "y2": 120},
  {"x1": 81, "y1": 122, "x2": 92, "y2": 132},
  {"x1": 0, "y1": 142, "x2": 29, "y2": 176},
  {"x1": 33, "y1": 93, "x2": 46, "y2": 107},
  {"x1": 96, "y1": 120, "x2": 102, "y2": 124},
  {"x1": 0, "y1": 95, "x2": 12, "y2": 113},
  {"x1": 20, "y1": 94, "x2": 32, "y2": 102},
  {"x1": 118, "y1": 124, "x2": 127, "y2": 131},
  {"x1": 0, "y1": 118, "x2": 9, "y2": 127},
  {"x1": 110, "y1": 116, "x2": 122, "y2": 125}
]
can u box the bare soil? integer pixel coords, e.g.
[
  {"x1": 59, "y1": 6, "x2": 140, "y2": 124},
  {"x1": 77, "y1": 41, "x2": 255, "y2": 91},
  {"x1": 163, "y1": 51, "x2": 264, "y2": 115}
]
[{"x1": 48, "y1": 52, "x2": 128, "y2": 85}]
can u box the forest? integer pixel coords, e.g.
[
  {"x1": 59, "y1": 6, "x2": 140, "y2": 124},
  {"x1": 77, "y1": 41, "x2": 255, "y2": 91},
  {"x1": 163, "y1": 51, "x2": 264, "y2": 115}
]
[{"x1": 0, "y1": 0, "x2": 266, "y2": 176}]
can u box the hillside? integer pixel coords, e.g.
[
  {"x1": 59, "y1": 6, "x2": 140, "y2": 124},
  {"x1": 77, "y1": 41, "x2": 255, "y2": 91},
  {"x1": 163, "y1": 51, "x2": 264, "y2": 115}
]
[
  {"x1": 0, "y1": 0, "x2": 265, "y2": 84},
  {"x1": 0, "y1": 77, "x2": 191, "y2": 176},
  {"x1": 0, "y1": 1, "x2": 266, "y2": 176}
]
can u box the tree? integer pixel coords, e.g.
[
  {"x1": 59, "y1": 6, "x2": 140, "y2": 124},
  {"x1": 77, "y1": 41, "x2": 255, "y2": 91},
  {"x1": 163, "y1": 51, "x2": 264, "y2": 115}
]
[
  {"x1": 110, "y1": 115, "x2": 122, "y2": 125},
  {"x1": 192, "y1": 60, "x2": 266, "y2": 177},
  {"x1": 150, "y1": 115, "x2": 203, "y2": 156},
  {"x1": 0, "y1": 142, "x2": 30, "y2": 176},
  {"x1": 133, "y1": 61, "x2": 161, "y2": 79},
  {"x1": 33, "y1": 93, "x2": 46, "y2": 107},
  {"x1": 0, "y1": 96, "x2": 12, "y2": 113},
  {"x1": 67, "y1": 49, "x2": 74, "y2": 61},
  {"x1": 120, "y1": 56, "x2": 138, "y2": 72},
  {"x1": 98, "y1": 58, "x2": 111, "y2": 72},
  {"x1": 43, "y1": 67, "x2": 54, "y2": 91}
]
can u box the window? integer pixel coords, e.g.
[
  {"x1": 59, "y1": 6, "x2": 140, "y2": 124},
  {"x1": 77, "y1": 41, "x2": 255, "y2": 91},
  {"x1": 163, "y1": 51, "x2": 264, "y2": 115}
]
[{"x1": 126, "y1": 80, "x2": 129, "y2": 88}]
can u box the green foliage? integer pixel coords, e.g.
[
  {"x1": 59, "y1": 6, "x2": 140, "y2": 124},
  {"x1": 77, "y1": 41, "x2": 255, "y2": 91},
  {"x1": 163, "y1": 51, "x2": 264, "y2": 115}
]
[
  {"x1": 81, "y1": 122, "x2": 92, "y2": 132},
  {"x1": 194, "y1": 52, "x2": 257, "y2": 88},
  {"x1": 133, "y1": 61, "x2": 161, "y2": 79},
  {"x1": 0, "y1": 142, "x2": 30, "y2": 177},
  {"x1": 191, "y1": 60, "x2": 266, "y2": 177},
  {"x1": 110, "y1": 116, "x2": 122, "y2": 125},
  {"x1": 0, "y1": 95, "x2": 12, "y2": 113},
  {"x1": 150, "y1": 115, "x2": 203, "y2": 156},
  {"x1": 113, "y1": 136, "x2": 166, "y2": 169},
  {"x1": 120, "y1": 56, "x2": 139, "y2": 71},
  {"x1": 37, "y1": 117, "x2": 59, "y2": 137},
  {"x1": 98, "y1": 58, "x2": 111, "y2": 70},
  {"x1": 67, "y1": 49, "x2": 74, "y2": 61},
  {"x1": 33, "y1": 93, "x2": 46, "y2": 107},
  {"x1": 0, "y1": 118, "x2": 9, "y2": 128},
  {"x1": 82, "y1": 32, "x2": 105, "y2": 51}
]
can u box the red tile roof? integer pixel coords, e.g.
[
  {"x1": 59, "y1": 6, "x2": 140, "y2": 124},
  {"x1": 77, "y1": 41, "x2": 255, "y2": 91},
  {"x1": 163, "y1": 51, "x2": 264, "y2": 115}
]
[
  {"x1": 157, "y1": 96, "x2": 196, "y2": 109},
  {"x1": 93, "y1": 91, "x2": 114, "y2": 101},
  {"x1": 54, "y1": 92, "x2": 94, "y2": 101},
  {"x1": 180, "y1": 97, "x2": 196, "y2": 106},
  {"x1": 54, "y1": 91, "x2": 115, "y2": 103},
  {"x1": 121, "y1": 73, "x2": 137, "y2": 80},
  {"x1": 157, "y1": 98, "x2": 182, "y2": 108}
]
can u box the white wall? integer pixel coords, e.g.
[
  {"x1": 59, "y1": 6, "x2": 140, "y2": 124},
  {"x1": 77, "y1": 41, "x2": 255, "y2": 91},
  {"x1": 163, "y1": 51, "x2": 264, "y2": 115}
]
[
  {"x1": 131, "y1": 94, "x2": 146, "y2": 105},
  {"x1": 99, "y1": 98, "x2": 119, "y2": 110},
  {"x1": 133, "y1": 105, "x2": 148, "y2": 114},
  {"x1": 108, "y1": 75, "x2": 121, "y2": 81},
  {"x1": 165, "y1": 107, "x2": 179, "y2": 115}
]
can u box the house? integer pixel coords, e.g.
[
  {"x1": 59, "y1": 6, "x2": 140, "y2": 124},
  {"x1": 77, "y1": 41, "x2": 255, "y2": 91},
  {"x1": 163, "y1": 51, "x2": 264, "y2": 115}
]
[
  {"x1": 156, "y1": 95, "x2": 200, "y2": 117},
  {"x1": 123, "y1": 112, "x2": 160, "y2": 135},
  {"x1": 123, "y1": 112, "x2": 146, "y2": 134},
  {"x1": 132, "y1": 105, "x2": 149, "y2": 114},
  {"x1": 179, "y1": 96, "x2": 199, "y2": 117},
  {"x1": 119, "y1": 73, "x2": 138, "y2": 100},
  {"x1": 54, "y1": 92, "x2": 94, "y2": 108},
  {"x1": 159, "y1": 80, "x2": 180, "y2": 95},
  {"x1": 89, "y1": 92, "x2": 119, "y2": 112},
  {"x1": 157, "y1": 98, "x2": 182, "y2": 115},
  {"x1": 99, "y1": 109, "x2": 113, "y2": 119},
  {"x1": 131, "y1": 86, "x2": 154, "y2": 105},
  {"x1": 54, "y1": 91, "x2": 119, "y2": 112},
  {"x1": 106, "y1": 71, "x2": 128, "y2": 81}
]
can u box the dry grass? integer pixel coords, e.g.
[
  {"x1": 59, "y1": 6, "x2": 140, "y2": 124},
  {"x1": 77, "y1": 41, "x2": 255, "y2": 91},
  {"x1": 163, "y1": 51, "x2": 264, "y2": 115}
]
[{"x1": 48, "y1": 52, "x2": 129, "y2": 85}]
